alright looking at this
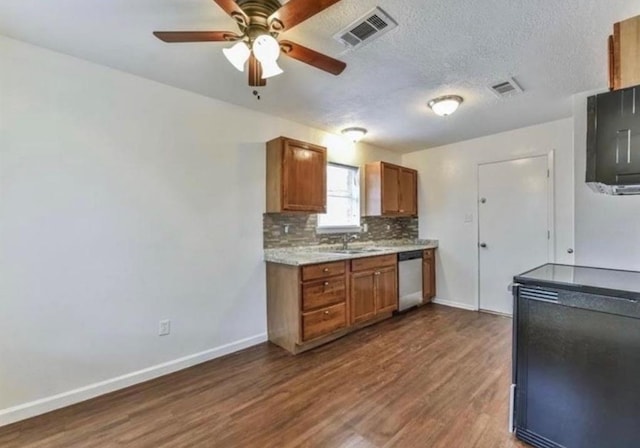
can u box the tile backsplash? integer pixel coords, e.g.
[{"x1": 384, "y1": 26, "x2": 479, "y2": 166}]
[{"x1": 263, "y1": 214, "x2": 419, "y2": 249}]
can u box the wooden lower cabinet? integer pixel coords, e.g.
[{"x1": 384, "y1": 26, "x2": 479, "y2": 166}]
[
  {"x1": 267, "y1": 254, "x2": 399, "y2": 354},
  {"x1": 351, "y1": 264, "x2": 398, "y2": 324},
  {"x1": 351, "y1": 271, "x2": 377, "y2": 324},
  {"x1": 423, "y1": 249, "x2": 436, "y2": 302},
  {"x1": 302, "y1": 302, "x2": 347, "y2": 341},
  {"x1": 377, "y1": 266, "x2": 399, "y2": 313}
]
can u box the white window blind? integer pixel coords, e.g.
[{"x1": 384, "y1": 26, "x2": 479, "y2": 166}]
[{"x1": 317, "y1": 163, "x2": 361, "y2": 231}]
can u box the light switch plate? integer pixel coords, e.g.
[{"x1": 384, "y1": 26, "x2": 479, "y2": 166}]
[{"x1": 159, "y1": 320, "x2": 171, "y2": 336}]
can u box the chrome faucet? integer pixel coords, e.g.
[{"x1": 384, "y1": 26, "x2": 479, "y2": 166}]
[{"x1": 342, "y1": 234, "x2": 359, "y2": 250}]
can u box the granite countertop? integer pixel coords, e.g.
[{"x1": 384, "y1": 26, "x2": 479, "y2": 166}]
[{"x1": 264, "y1": 239, "x2": 439, "y2": 266}]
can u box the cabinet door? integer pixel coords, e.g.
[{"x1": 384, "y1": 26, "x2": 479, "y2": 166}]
[
  {"x1": 382, "y1": 164, "x2": 400, "y2": 214},
  {"x1": 399, "y1": 169, "x2": 417, "y2": 216},
  {"x1": 423, "y1": 251, "x2": 436, "y2": 302},
  {"x1": 351, "y1": 271, "x2": 376, "y2": 324},
  {"x1": 376, "y1": 266, "x2": 398, "y2": 314},
  {"x1": 282, "y1": 140, "x2": 326, "y2": 212},
  {"x1": 301, "y1": 303, "x2": 347, "y2": 342}
]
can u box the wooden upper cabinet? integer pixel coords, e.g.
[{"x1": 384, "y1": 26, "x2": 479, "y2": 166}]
[
  {"x1": 365, "y1": 161, "x2": 418, "y2": 217},
  {"x1": 610, "y1": 15, "x2": 640, "y2": 91},
  {"x1": 382, "y1": 164, "x2": 400, "y2": 214},
  {"x1": 266, "y1": 137, "x2": 327, "y2": 213},
  {"x1": 399, "y1": 169, "x2": 418, "y2": 216}
]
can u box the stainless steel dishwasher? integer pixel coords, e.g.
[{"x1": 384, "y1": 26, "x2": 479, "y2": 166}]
[{"x1": 398, "y1": 250, "x2": 423, "y2": 312}]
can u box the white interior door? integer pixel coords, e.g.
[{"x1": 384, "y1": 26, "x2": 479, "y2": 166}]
[{"x1": 479, "y1": 156, "x2": 550, "y2": 315}]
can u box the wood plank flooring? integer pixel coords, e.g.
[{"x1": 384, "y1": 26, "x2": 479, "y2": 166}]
[{"x1": 0, "y1": 305, "x2": 526, "y2": 448}]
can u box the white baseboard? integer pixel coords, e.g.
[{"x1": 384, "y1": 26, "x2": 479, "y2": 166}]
[
  {"x1": 432, "y1": 298, "x2": 478, "y2": 311},
  {"x1": 0, "y1": 333, "x2": 268, "y2": 427}
]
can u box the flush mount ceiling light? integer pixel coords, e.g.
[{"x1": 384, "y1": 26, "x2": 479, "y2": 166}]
[
  {"x1": 428, "y1": 95, "x2": 464, "y2": 117},
  {"x1": 342, "y1": 127, "x2": 368, "y2": 143}
]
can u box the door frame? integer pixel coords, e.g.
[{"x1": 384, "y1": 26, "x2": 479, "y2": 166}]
[{"x1": 476, "y1": 151, "x2": 556, "y2": 313}]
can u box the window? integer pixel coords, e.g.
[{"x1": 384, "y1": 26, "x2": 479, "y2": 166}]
[{"x1": 317, "y1": 163, "x2": 361, "y2": 232}]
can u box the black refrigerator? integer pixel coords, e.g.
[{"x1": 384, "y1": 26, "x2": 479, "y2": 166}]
[{"x1": 512, "y1": 264, "x2": 640, "y2": 448}]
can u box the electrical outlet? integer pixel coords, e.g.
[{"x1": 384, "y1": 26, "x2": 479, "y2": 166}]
[
  {"x1": 283, "y1": 224, "x2": 290, "y2": 234},
  {"x1": 159, "y1": 319, "x2": 171, "y2": 336},
  {"x1": 362, "y1": 223, "x2": 368, "y2": 233},
  {"x1": 386, "y1": 224, "x2": 391, "y2": 231}
]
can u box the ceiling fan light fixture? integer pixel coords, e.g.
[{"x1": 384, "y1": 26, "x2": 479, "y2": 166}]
[
  {"x1": 253, "y1": 34, "x2": 281, "y2": 63},
  {"x1": 341, "y1": 127, "x2": 368, "y2": 143},
  {"x1": 223, "y1": 41, "x2": 250, "y2": 72},
  {"x1": 260, "y1": 60, "x2": 284, "y2": 79},
  {"x1": 428, "y1": 95, "x2": 464, "y2": 117}
]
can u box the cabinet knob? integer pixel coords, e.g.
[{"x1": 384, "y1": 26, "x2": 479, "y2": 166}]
[
  {"x1": 323, "y1": 268, "x2": 329, "y2": 273},
  {"x1": 324, "y1": 310, "x2": 330, "y2": 315},
  {"x1": 324, "y1": 281, "x2": 330, "y2": 286}
]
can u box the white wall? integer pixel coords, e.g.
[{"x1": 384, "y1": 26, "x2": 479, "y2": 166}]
[
  {"x1": 402, "y1": 119, "x2": 575, "y2": 310},
  {"x1": 0, "y1": 36, "x2": 401, "y2": 425},
  {"x1": 573, "y1": 92, "x2": 640, "y2": 271}
]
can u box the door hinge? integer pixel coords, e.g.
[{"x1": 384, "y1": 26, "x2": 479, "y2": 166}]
[
  {"x1": 547, "y1": 230, "x2": 551, "y2": 239},
  {"x1": 547, "y1": 169, "x2": 550, "y2": 178}
]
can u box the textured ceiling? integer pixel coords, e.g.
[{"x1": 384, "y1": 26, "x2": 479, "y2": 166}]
[{"x1": 1, "y1": 0, "x2": 639, "y2": 152}]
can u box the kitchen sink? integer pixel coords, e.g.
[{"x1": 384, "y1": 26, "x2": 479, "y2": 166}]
[{"x1": 326, "y1": 248, "x2": 385, "y2": 255}]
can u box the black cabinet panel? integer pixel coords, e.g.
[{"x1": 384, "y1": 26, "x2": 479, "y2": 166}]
[{"x1": 588, "y1": 86, "x2": 640, "y2": 187}]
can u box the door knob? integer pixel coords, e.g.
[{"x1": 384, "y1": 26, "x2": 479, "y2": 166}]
[{"x1": 480, "y1": 243, "x2": 487, "y2": 248}]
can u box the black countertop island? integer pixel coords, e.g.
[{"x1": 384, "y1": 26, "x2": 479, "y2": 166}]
[
  {"x1": 512, "y1": 263, "x2": 640, "y2": 448},
  {"x1": 515, "y1": 263, "x2": 640, "y2": 301}
]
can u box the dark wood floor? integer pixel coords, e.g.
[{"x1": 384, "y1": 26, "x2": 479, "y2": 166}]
[{"x1": 0, "y1": 305, "x2": 526, "y2": 448}]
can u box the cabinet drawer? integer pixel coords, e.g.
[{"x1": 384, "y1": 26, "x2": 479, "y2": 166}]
[
  {"x1": 301, "y1": 303, "x2": 347, "y2": 342},
  {"x1": 351, "y1": 254, "x2": 397, "y2": 272},
  {"x1": 423, "y1": 249, "x2": 435, "y2": 260},
  {"x1": 301, "y1": 261, "x2": 346, "y2": 281},
  {"x1": 301, "y1": 278, "x2": 346, "y2": 311}
]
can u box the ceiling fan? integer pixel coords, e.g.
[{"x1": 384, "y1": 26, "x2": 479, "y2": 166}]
[{"x1": 153, "y1": 0, "x2": 347, "y2": 87}]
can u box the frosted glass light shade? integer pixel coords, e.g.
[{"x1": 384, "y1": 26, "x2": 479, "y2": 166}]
[
  {"x1": 223, "y1": 41, "x2": 250, "y2": 72},
  {"x1": 253, "y1": 35, "x2": 281, "y2": 63},
  {"x1": 260, "y1": 60, "x2": 284, "y2": 79},
  {"x1": 428, "y1": 95, "x2": 464, "y2": 117}
]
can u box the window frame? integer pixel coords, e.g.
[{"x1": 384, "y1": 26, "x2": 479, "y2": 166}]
[{"x1": 316, "y1": 162, "x2": 362, "y2": 234}]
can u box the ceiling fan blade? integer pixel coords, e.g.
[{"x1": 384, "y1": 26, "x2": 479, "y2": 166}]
[
  {"x1": 153, "y1": 31, "x2": 241, "y2": 43},
  {"x1": 248, "y1": 54, "x2": 267, "y2": 87},
  {"x1": 280, "y1": 40, "x2": 346, "y2": 76},
  {"x1": 212, "y1": 0, "x2": 249, "y2": 26},
  {"x1": 269, "y1": 0, "x2": 342, "y2": 31}
]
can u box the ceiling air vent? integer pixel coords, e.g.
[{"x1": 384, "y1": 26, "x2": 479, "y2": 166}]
[
  {"x1": 333, "y1": 7, "x2": 398, "y2": 51},
  {"x1": 489, "y1": 78, "x2": 524, "y2": 98}
]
